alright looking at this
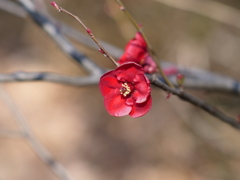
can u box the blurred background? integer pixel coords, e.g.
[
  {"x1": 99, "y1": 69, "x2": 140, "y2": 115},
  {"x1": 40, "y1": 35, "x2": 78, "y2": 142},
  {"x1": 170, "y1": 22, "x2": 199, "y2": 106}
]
[{"x1": 0, "y1": 0, "x2": 240, "y2": 179}]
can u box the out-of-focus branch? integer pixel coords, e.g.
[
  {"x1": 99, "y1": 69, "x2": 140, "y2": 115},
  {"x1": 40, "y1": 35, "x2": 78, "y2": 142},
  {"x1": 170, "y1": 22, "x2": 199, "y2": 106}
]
[
  {"x1": 0, "y1": 71, "x2": 101, "y2": 86},
  {"x1": 1, "y1": 0, "x2": 240, "y2": 94},
  {"x1": 0, "y1": 0, "x2": 239, "y2": 130},
  {"x1": 17, "y1": 0, "x2": 104, "y2": 77},
  {"x1": 51, "y1": 2, "x2": 119, "y2": 66},
  {"x1": 164, "y1": 63, "x2": 240, "y2": 94},
  {"x1": 61, "y1": 22, "x2": 124, "y2": 58},
  {"x1": 0, "y1": 67, "x2": 240, "y2": 95},
  {"x1": 149, "y1": 75, "x2": 240, "y2": 130},
  {"x1": 0, "y1": 0, "x2": 26, "y2": 17},
  {"x1": 0, "y1": 85, "x2": 76, "y2": 180},
  {"x1": 0, "y1": 68, "x2": 239, "y2": 94},
  {"x1": 154, "y1": 0, "x2": 240, "y2": 29},
  {"x1": 0, "y1": 128, "x2": 23, "y2": 138},
  {"x1": 169, "y1": 101, "x2": 240, "y2": 159},
  {"x1": 0, "y1": 0, "x2": 124, "y2": 58}
]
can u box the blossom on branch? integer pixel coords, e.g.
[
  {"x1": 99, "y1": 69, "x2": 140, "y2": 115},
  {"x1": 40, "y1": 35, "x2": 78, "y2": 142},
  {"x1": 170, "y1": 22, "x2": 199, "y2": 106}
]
[
  {"x1": 99, "y1": 62, "x2": 152, "y2": 118},
  {"x1": 118, "y1": 32, "x2": 157, "y2": 74}
]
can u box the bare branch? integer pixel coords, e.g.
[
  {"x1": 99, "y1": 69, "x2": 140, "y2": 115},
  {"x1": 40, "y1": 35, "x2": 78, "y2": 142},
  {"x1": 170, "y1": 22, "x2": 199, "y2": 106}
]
[
  {"x1": 0, "y1": 71, "x2": 101, "y2": 86},
  {"x1": 1, "y1": 1, "x2": 240, "y2": 94},
  {"x1": 61, "y1": 22, "x2": 124, "y2": 58},
  {"x1": 17, "y1": 0, "x2": 104, "y2": 76},
  {"x1": 168, "y1": 100, "x2": 240, "y2": 159},
  {"x1": 154, "y1": 0, "x2": 240, "y2": 29},
  {"x1": 0, "y1": 85, "x2": 76, "y2": 180},
  {"x1": 1, "y1": 0, "x2": 239, "y2": 130},
  {"x1": 115, "y1": 0, "x2": 174, "y2": 87},
  {"x1": 51, "y1": 2, "x2": 119, "y2": 67},
  {"x1": 0, "y1": 69, "x2": 239, "y2": 95},
  {"x1": 0, "y1": 0, "x2": 26, "y2": 17},
  {"x1": 149, "y1": 75, "x2": 240, "y2": 129},
  {"x1": 165, "y1": 63, "x2": 240, "y2": 94},
  {"x1": 0, "y1": 128, "x2": 23, "y2": 138},
  {"x1": 0, "y1": 0, "x2": 124, "y2": 58}
]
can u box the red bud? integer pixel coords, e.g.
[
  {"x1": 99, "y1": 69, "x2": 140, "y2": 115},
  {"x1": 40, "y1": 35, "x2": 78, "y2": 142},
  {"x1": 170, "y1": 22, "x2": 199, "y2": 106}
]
[
  {"x1": 177, "y1": 73, "x2": 185, "y2": 86},
  {"x1": 50, "y1": 2, "x2": 60, "y2": 11},
  {"x1": 99, "y1": 49, "x2": 105, "y2": 54},
  {"x1": 119, "y1": 6, "x2": 125, "y2": 10},
  {"x1": 166, "y1": 93, "x2": 171, "y2": 99},
  {"x1": 86, "y1": 29, "x2": 93, "y2": 35}
]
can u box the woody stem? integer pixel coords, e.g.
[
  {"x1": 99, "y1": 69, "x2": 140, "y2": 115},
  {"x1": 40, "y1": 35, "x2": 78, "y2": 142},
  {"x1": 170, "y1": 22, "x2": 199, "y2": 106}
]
[
  {"x1": 51, "y1": 2, "x2": 119, "y2": 67},
  {"x1": 115, "y1": 0, "x2": 174, "y2": 87}
]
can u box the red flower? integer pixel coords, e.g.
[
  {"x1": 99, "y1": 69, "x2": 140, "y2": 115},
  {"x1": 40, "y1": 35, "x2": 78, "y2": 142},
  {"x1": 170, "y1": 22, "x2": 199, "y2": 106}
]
[
  {"x1": 99, "y1": 62, "x2": 152, "y2": 118},
  {"x1": 118, "y1": 32, "x2": 157, "y2": 74}
]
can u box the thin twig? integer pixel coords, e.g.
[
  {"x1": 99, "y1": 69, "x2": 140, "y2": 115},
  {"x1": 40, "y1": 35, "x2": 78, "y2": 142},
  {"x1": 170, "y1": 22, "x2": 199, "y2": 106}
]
[
  {"x1": 0, "y1": 85, "x2": 76, "y2": 180},
  {"x1": 115, "y1": 0, "x2": 174, "y2": 87},
  {"x1": 149, "y1": 74, "x2": 240, "y2": 129},
  {"x1": 17, "y1": 0, "x2": 104, "y2": 76},
  {"x1": 2, "y1": 0, "x2": 239, "y2": 129},
  {"x1": 2, "y1": 1, "x2": 240, "y2": 94},
  {"x1": 51, "y1": 2, "x2": 119, "y2": 67},
  {"x1": 59, "y1": 21, "x2": 124, "y2": 58}
]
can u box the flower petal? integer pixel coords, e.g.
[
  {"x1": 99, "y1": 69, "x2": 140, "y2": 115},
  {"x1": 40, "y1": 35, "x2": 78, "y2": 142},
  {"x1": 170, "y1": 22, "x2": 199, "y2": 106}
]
[
  {"x1": 104, "y1": 91, "x2": 132, "y2": 117},
  {"x1": 132, "y1": 74, "x2": 151, "y2": 103},
  {"x1": 115, "y1": 62, "x2": 144, "y2": 82},
  {"x1": 99, "y1": 75, "x2": 121, "y2": 96},
  {"x1": 118, "y1": 32, "x2": 147, "y2": 65},
  {"x1": 125, "y1": 96, "x2": 135, "y2": 106},
  {"x1": 142, "y1": 54, "x2": 157, "y2": 74},
  {"x1": 99, "y1": 77, "x2": 121, "y2": 96},
  {"x1": 118, "y1": 48, "x2": 144, "y2": 64},
  {"x1": 129, "y1": 95, "x2": 152, "y2": 118},
  {"x1": 134, "y1": 32, "x2": 147, "y2": 47}
]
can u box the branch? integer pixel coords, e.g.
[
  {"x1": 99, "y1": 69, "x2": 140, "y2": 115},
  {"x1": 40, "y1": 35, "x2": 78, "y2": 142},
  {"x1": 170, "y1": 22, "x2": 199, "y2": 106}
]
[
  {"x1": 115, "y1": 0, "x2": 174, "y2": 87},
  {"x1": 0, "y1": 0, "x2": 124, "y2": 58},
  {"x1": 168, "y1": 99, "x2": 240, "y2": 159},
  {"x1": 0, "y1": 128, "x2": 23, "y2": 138},
  {"x1": 148, "y1": 75, "x2": 240, "y2": 129},
  {"x1": 51, "y1": 2, "x2": 119, "y2": 66},
  {"x1": 0, "y1": 85, "x2": 76, "y2": 180},
  {"x1": 1, "y1": 1, "x2": 240, "y2": 94},
  {"x1": 17, "y1": 0, "x2": 104, "y2": 76},
  {"x1": 0, "y1": 71, "x2": 101, "y2": 86},
  {"x1": 154, "y1": 0, "x2": 240, "y2": 29},
  {"x1": 0, "y1": 0, "x2": 26, "y2": 17},
  {"x1": 165, "y1": 63, "x2": 240, "y2": 94},
  {"x1": 1, "y1": 0, "x2": 239, "y2": 129},
  {"x1": 0, "y1": 69, "x2": 239, "y2": 95}
]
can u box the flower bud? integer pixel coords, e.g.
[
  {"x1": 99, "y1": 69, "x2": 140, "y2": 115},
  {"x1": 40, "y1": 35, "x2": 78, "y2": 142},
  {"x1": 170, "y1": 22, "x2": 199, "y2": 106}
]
[
  {"x1": 50, "y1": 2, "x2": 60, "y2": 12},
  {"x1": 177, "y1": 73, "x2": 185, "y2": 86},
  {"x1": 99, "y1": 48, "x2": 105, "y2": 54},
  {"x1": 86, "y1": 29, "x2": 93, "y2": 35},
  {"x1": 166, "y1": 93, "x2": 171, "y2": 99},
  {"x1": 119, "y1": 6, "x2": 125, "y2": 11}
]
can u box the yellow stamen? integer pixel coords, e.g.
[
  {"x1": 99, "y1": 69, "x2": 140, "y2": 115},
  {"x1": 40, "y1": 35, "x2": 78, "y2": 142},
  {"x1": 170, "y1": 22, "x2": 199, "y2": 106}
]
[{"x1": 120, "y1": 83, "x2": 131, "y2": 97}]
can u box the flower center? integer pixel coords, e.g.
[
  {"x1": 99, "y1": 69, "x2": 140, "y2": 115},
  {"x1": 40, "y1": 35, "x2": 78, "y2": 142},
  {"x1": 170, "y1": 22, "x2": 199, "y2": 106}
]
[{"x1": 120, "y1": 82, "x2": 134, "y2": 97}]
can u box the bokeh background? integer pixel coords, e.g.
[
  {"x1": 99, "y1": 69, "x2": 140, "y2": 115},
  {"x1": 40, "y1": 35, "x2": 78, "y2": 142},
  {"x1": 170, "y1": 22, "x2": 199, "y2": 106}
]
[{"x1": 1, "y1": 0, "x2": 240, "y2": 179}]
